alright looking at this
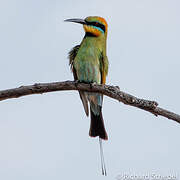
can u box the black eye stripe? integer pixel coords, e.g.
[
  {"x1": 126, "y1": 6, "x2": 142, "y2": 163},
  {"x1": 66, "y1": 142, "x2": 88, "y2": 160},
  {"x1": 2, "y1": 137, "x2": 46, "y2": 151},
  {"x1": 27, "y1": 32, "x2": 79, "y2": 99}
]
[{"x1": 85, "y1": 21, "x2": 106, "y2": 33}]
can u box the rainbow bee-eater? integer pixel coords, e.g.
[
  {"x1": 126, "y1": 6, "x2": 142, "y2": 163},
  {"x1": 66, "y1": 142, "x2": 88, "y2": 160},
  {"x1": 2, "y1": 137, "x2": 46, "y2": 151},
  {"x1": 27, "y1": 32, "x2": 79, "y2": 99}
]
[{"x1": 65, "y1": 16, "x2": 109, "y2": 175}]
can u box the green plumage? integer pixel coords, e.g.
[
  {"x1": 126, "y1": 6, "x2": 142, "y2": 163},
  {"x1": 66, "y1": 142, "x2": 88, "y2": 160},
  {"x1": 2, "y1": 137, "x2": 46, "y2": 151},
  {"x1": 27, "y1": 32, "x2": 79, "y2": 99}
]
[{"x1": 68, "y1": 16, "x2": 109, "y2": 140}]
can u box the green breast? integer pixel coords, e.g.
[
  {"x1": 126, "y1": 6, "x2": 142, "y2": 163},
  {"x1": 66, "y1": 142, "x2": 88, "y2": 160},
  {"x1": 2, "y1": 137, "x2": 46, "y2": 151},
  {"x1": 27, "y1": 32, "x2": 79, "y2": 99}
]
[{"x1": 74, "y1": 37, "x2": 102, "y2": 83}]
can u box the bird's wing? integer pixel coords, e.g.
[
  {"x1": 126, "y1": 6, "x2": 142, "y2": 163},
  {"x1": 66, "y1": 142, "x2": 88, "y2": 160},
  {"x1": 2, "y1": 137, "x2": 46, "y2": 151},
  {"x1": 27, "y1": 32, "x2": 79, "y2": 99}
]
[
  {"x1": 97, "y1": 53, "x2": 109, "y2": 106},
  {"x1": 68, "y1": 45, "x2": 89, "y2": 116},
  {"x1": 68, "y1": 45, "x2": 80, "y2": 73},
  {"x1": 99, "y1": 53, "x2": 109, "y2": 84}
]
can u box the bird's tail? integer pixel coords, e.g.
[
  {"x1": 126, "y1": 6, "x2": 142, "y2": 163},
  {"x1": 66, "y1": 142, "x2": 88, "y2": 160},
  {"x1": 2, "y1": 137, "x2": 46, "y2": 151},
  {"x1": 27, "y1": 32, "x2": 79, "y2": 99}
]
[
  {"x1": 89, "y1": 106, "x2": 108, "y2": 140},
  {"x1": 89, "y1": 106, "x2": 107, "y2": 175},
  {"x1": 99, "y1": 137, "x2": 107, "y2": 176},
  {"x1": 88, "y1": 98, "x2": 108, "y2": 175}
]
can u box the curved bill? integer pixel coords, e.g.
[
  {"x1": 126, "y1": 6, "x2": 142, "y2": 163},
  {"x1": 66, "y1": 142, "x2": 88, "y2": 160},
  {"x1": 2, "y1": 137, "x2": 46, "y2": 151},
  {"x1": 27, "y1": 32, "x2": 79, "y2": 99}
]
[{"x1": 64, "y1": 18, "x2": 86, "y2": 25}]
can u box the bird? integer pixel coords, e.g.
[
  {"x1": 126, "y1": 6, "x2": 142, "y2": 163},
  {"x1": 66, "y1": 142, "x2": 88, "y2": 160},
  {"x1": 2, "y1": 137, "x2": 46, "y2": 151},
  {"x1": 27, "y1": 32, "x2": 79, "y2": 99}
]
[{"x1": 65, "y1": 16, "x2": 109, "y2": 175}]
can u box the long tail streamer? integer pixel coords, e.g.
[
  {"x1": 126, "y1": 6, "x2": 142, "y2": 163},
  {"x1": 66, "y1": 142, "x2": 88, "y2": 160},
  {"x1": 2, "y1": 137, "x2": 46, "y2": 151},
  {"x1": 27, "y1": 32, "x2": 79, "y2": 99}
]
[{"x1": 99, "y1": 137, "x2": 107, "y2": 176}]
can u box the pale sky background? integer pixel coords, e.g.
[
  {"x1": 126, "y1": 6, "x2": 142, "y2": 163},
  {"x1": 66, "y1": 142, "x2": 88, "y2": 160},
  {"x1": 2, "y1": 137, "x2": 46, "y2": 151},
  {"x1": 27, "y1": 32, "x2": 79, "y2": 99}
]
[{"x1": 0, "y1": 0, "x2": 180, "y2": 179}]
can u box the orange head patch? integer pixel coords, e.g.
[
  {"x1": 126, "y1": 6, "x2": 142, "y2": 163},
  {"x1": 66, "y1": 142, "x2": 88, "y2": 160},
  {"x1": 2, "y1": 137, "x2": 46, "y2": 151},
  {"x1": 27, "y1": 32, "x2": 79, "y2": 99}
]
[{"x1": 83, "y1": 16, "x2": 108, "y2": 37}]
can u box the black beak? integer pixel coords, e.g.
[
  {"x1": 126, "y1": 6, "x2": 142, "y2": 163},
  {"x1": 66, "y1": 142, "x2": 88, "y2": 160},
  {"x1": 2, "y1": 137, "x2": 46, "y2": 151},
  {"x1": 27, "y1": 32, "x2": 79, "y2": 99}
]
[{"x1": 64, "y1": 18, "x2": 86, "y2": 25}]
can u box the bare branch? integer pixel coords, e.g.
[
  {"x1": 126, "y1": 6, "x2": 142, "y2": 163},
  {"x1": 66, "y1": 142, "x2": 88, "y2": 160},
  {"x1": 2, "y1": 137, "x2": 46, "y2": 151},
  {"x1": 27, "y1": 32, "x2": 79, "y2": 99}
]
[{"x1": 0, "y1": 80, "x2": 180, "y2": 124}]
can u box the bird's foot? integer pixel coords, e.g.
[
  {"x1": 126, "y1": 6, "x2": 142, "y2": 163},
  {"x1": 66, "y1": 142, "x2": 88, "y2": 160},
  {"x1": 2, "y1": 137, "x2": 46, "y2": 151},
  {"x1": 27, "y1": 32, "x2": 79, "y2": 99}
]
[
  {"x1": 90, "y1": 82, "x2": 97, "y2": 89},
  {"x1": 74, "y1": 80, "x2": 80, "y2": 87},
  {"x1": 74, "y1": 80, "x2": 90, "y2": 87}
]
